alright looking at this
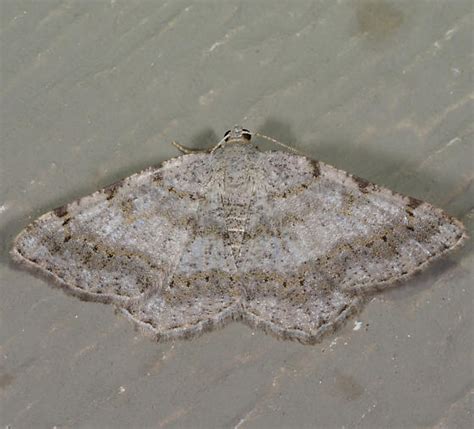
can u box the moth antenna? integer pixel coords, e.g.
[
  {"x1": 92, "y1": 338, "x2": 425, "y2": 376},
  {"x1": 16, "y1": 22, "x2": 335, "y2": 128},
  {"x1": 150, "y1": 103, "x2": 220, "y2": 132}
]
[
  {"x1": 172, "y1": 141, "x2": 211, "y2": 154},
  {"x1": 254, "y1": 132, "x2": 303, "y2": 155},
  {"x1": 210, "y1": 135, "x2": 229, "y2": 154}
]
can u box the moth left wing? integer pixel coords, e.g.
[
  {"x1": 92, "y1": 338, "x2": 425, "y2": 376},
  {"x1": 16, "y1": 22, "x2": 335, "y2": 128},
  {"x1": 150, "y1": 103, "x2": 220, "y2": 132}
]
[
  {"x1": 120, "y1": 181, "x2": 245, "y2": 341},
  {"x1": 12, "y1": 154, "x2": 212, "y2": 305}
]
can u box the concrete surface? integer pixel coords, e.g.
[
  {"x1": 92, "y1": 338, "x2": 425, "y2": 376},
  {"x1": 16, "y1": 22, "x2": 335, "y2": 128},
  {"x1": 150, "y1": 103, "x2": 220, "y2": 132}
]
[{"x1": 1, "y1": 1, "x2": 473, "y2": 428}]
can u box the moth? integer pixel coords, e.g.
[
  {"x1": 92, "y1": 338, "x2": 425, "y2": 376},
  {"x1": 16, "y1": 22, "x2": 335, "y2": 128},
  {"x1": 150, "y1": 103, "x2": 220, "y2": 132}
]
[{"x1": 12, "y1": 126, "x2": 466, "y2": 344}]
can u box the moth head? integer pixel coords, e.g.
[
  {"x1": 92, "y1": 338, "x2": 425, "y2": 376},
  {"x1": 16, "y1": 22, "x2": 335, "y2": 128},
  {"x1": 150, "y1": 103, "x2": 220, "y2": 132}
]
[{"x1": 223, "y1": 125, "x2": 252, "y2": 143}]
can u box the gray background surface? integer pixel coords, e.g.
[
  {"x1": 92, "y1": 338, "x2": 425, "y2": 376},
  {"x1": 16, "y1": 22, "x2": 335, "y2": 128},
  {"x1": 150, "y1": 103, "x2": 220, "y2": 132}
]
[{"x1": 1, "y1": 1, "x2": 473, "y2": 428}]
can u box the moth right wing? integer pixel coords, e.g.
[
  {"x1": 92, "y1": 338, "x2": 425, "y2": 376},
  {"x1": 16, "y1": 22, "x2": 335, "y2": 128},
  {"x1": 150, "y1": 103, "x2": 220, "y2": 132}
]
[{"x1": 239, "y1": 152, "x2": 466, "y2": 343}]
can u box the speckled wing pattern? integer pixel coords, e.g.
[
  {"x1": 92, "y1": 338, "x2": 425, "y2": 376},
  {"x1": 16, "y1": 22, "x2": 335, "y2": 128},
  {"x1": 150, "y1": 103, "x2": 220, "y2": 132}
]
[
  {"x1": 12, "y1": 136, "x2": 466, "y2": 344},
  {"x1": 239, "y1": 151, "x2": 466, "y2": 343}
]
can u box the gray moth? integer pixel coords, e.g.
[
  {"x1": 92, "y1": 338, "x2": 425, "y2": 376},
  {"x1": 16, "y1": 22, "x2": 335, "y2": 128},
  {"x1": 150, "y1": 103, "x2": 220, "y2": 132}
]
[{"x1": 11, "y1": 126, "x2": 467, "y2": 344}]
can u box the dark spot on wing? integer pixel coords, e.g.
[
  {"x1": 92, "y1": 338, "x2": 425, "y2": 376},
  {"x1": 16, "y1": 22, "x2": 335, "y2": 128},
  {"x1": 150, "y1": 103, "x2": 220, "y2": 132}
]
[
  {"x1": 352, "y1": 175, "x2": 371, "y2": 193},
  {"x1": 407, "y1": 196, "x2": 423, "y2": 210},
  {"x1": 53, "y1": 204, "x2": 68, "y2": 218},
  {"x1": 103, "y1": 179, "x2": 125, "y2": 200},
  {"x1": 310, "y1": 160, "x2": 320, "y2": 177}
]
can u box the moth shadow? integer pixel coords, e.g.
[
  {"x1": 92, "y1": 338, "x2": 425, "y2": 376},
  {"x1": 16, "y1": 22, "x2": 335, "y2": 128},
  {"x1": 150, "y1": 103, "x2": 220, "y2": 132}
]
[
  {"x1": 256, "y1": 118, "x2": 299, "y2": 149},
  {"x1": 188, "y1": 127, "x2": 220, "y2": 151}
]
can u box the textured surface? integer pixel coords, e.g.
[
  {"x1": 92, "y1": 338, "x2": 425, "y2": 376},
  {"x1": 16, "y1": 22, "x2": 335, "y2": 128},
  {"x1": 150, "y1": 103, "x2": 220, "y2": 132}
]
[
  {"x1": 1, "y1": 1, "x2": 473, "y2": 428},
  {"x1": 11, "y1": 129, "x2": 466, "y2": 344}
]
